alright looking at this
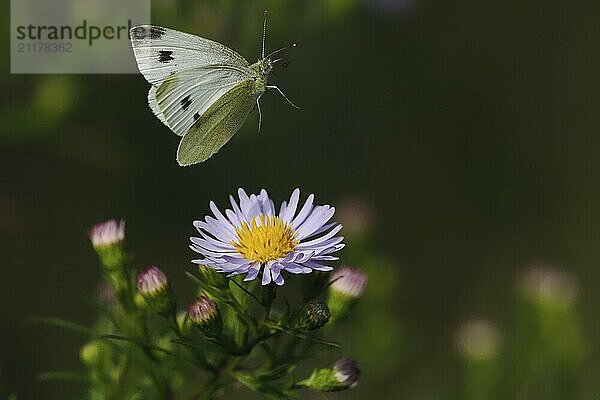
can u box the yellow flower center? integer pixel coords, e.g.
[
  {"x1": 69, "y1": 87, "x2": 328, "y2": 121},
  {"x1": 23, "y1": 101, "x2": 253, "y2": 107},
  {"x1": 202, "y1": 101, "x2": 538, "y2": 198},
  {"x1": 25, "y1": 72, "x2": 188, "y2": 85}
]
[{"x1": 232, "y1": 214, "x2": 299, "y2": 263}]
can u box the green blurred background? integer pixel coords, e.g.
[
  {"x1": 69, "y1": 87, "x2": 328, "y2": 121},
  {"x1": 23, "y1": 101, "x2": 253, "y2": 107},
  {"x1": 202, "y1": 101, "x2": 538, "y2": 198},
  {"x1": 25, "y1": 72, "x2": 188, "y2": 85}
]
[{"x1": 2, "y1": 0, "x2": 600, "y2": 398}]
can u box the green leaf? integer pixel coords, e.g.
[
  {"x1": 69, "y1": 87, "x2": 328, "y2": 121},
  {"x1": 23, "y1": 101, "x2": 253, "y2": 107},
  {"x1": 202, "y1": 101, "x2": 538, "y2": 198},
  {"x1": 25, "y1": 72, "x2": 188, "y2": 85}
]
[
  {"x1": 37, "y1": 370, "x2": 89, "y2": 383},
  {"x1": 27, "y1": 317, "x2": 96, "y2": 336},
  {"x1": 186, "y1": 271, "x2": 231, "y2": 302},
  {"x1": 99, "y1": 334, "x2": 198, "y2": 366},
  {"x1": 231, "y1": 371, "x2": 299, "y2": 399},
  {"x1": 170, "y1": 337, "x2": 236, "y2": 355},
  {"x1": 263, "y1": 322, "x2": 340, "y2": 348},
  {"x1": 231, "y1": 371, "x2": 261, "y2": 391},
  {"x1": 258, "y1": 363, "x2": 297, "y2": 381},
  {"x1": 229, "y1": 278, "x2": 261, "y2": 305}
]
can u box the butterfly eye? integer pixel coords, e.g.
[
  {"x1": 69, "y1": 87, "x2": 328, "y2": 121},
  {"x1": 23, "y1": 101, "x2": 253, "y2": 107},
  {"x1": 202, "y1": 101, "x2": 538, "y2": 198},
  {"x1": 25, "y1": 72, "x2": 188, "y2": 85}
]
[{"x1": 282, "y1": 60, "x2": 289, "y2": 68}]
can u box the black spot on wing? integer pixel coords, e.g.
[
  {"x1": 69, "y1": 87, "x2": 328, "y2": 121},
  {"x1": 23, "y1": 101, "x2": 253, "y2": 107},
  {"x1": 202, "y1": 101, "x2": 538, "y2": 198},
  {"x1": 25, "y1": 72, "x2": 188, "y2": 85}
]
[
  {"x1": 181, "y1": 96, "x2": 192, "y2": 110},
  {"x1": 158, "y1": 50, "x2": 174, "y2": 63},
  {"x1": 130, "y1": 26, "x2": 166, "y2": 40},
  {"x1": 193, "y1": 112, "x2": 200, "y2": 120}
]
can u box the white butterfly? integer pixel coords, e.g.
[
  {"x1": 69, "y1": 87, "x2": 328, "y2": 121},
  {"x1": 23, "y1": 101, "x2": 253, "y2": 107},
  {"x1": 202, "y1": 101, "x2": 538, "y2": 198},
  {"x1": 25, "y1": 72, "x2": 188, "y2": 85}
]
[{"x1": 129, "y1": 12, "x2": 298, "y2": 166}]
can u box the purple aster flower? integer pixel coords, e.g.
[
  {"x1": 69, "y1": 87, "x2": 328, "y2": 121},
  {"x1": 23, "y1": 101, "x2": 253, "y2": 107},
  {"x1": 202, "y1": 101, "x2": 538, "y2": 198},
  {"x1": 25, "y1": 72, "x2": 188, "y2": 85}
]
[{"x1": 190, "y1": 188, "x2": 344, "y2": 286}]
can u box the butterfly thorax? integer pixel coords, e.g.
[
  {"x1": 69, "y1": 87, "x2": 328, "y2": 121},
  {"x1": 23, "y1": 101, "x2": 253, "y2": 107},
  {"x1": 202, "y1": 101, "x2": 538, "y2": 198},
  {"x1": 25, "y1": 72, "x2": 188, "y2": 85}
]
[{"x1": 248, "y1": 58, "x2": 271, "y2": 94}]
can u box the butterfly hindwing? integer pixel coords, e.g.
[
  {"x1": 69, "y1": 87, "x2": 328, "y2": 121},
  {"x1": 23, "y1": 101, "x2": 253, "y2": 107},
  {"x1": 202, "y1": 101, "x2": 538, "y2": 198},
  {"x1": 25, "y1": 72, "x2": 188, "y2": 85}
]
[
  {"x1": 148, "y1": 85, "x2": 169, "y2": 127},
  {"x1": 176, "y1": 80, "x2": 258, "y2": 166},
  {"x1": 130, "y1": 25, "x2": 250, "y2": 86},
  {"x1": 154, "y1": 65, "x2": 253, "y2": 137}
]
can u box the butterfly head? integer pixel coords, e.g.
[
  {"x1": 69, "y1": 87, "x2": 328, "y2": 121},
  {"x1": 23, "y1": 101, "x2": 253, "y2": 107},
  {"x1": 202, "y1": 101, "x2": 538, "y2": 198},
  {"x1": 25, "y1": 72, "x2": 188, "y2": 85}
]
[
  {"x1": 259, "y1": 42, "x2": 296, "y2": 78},
  {"x1": 261, "y1": 58, "x2": 274, "y2": 76}
]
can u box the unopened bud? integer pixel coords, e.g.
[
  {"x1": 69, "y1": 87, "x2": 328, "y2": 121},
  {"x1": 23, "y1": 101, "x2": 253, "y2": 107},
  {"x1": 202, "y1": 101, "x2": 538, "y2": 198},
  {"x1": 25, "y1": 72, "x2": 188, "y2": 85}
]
[
  {"x1": 456, "y1": 319, "x2": 500, "y2": 361},
  {"x1": 300, "y1": 358, "x2": 360, "y2": 392},
  {"x1": 176, "y1": 311, "x2": 192, "y2": 336},
  {"x1": 328, "y1": 266, "x2": 367, "y2": 322},
  {"x1": 97, "y1": 281, "x2": 115, "y2": 306},
  {"x1": 297, "y1": 303, "x2": 331, "y2": 330},
  {"x1": 330, "y1": 266, "x2": 368, "y2": 298},
  {"x1": 198, "y1": 264, "x2": 227, "y2": 287},
  {"x1": 80, "y1": 341, "x2": 101, "y2": 366},
  {"x1": 89, "y1": 219, "x2": 126, "y2": 271},
  {"x1": 137, "y1": 266, "x2": 174, "y2": 316},
  {"x1": 337, "y1": 197, "x2": 372, "y2": 236},
  {"x1": 518, "y1": 264, "x2": 578, "y2": 308},
  {"x1": 89, "y1": 219, "x2": 125, "y2": 249},
  {"x1": 188, "y1": 296, "x2": 221, "y2": 336},
  {"x1": 137, "y1": 266, "x2": 168, "y2": 296}
]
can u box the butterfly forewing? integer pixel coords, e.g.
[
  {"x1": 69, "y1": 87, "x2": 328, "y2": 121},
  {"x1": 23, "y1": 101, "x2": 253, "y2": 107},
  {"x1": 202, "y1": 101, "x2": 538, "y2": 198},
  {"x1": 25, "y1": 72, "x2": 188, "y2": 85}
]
[
  {"x1": 176, "y1": 80, "x2": 257, "y2": 166},
  {"x1": 154, "y1": 65, "x2": 253, "y2": 137},
  {"x1": 129, "y1": 25, "x2": 249, "y2": 86}
]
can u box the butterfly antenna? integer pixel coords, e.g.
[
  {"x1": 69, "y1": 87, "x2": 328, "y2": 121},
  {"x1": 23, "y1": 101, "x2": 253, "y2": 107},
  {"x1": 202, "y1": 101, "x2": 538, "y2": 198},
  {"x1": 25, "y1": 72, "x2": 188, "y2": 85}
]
[
  {"x1": 261, "y1": 10, "x2": 268, "y2": 59},
  {"x1": 272, "y1": 57, "x2": 290, "y2": 68},
  {"x1": 266, "y1": 43, "x2": 297, "y2": 59}
]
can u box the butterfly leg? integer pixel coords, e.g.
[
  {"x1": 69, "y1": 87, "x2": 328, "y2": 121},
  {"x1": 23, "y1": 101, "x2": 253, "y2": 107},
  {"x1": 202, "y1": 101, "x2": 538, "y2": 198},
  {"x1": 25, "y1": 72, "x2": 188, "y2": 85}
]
[
  {"x1": 266, "y1": 85, "x2": 301, "y2": 109},
  {"x1": 256, "y1": 95, "x2": 263, "y2": 134}
]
